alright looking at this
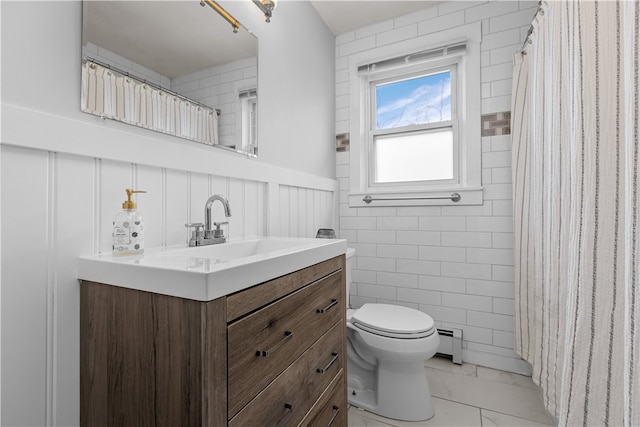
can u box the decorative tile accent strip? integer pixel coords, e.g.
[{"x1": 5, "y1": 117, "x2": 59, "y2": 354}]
[
  {"x1": 481, "y1": 111, "x2": 511, "y2": 136},
  {"x1": 336, "y1": 133, "x2": 350, "y2": 152}
]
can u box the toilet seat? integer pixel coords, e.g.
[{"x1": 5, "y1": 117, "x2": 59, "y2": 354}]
[{"x1": 351, "y1": 304, "x2": 436, "y2": 339}]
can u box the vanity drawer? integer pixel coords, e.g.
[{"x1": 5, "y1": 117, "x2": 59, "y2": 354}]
[
  {"x1": 226, "y1": 255, "x2": 343, "y2": 322},
  {"x1": 298, "y1": 371, "x2": 347, "y2": 427},
  {"x1": 227, "y1": 269, "x2": 344, "y2": 418},
  {"x1": 228, "y1": 321, "x2": 344, "y2": 427}
]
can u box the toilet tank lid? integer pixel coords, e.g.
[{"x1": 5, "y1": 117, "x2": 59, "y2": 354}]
[
  {"x1": 352, "y1": 303, "x2": 435, "y2": 335},
  {"x1": 346, "y1": 247, "x2": 355, "y2": 259}
]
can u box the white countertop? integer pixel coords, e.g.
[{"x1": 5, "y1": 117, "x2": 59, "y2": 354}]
[{"x1": 78, "y1": 237, "x2": 347, "y2": 301}]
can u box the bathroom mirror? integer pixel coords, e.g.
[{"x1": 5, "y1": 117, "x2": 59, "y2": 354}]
[{"x1": 81, "y1": 1, "x2": 259, "y2": 156}]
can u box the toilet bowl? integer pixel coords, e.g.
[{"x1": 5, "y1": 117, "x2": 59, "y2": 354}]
[{"x1": 345, "y1": 248, "x2": 440, "y2": 422}]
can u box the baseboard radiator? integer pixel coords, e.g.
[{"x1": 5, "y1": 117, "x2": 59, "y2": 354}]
[{"x1": 436, "y1": 328, "x2": 463, "y2": 365}]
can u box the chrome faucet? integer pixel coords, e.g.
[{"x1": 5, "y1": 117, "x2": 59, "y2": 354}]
[
  {"x1": 185, "y1": 194, "x2": 232, "y2": 246},
  {"x1": 204, "y1": 194, "x2": 231, "y2": 234}
]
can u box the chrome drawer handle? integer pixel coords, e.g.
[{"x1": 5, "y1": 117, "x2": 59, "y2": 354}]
[
  {"x1": 317, "y1": 298, "x2": 338, "y2": 314},
  {"x1": 317, "y1": 352, "x2": 339, "y2": 373},
  {"x1": 274, "y1": 402, "x2": 293, "y2": 427},
  {"x1": 327, "y1": 405, "x2": 340, "y2": 426},
  {"x1": 256, "y1": 331, "x2": 293, "y2": 357}
]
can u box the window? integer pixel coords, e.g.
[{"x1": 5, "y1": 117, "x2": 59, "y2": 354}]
[
  {"x1": 348, "y1": 23, "x2": 483, "y2": 206},
  {"x1": 239, "y1": 89, "x2": 257, "y2": 156},
  {"x1": 371, "y1": 65, "x2": 457, "y2": 186}
]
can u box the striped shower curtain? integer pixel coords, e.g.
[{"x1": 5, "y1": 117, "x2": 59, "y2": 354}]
[{"x1": 512, "y1": 1, "x2": 639, "y2": 425}]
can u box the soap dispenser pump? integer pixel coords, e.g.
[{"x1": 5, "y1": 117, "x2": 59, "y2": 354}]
[{"x1": 112, "y1": 188, "x2": 146, "y2": 256}]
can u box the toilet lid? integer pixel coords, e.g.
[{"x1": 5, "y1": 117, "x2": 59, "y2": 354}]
[{"x1": 351, "y1": 304, "x2": 436, "y2": 339}]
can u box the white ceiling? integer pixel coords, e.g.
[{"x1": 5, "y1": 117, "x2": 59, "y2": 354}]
[
  {"x1": 310, "y1": 1, "x2": 442, "y2": 35},
  {"x1": 83, "y1": 1, "x2": 259, "y2": 79},
  {"x1": 82, "y1": 1, "x2": 442, "y2": 79}
]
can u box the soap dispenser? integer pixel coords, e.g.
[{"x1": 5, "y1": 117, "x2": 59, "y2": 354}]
[{"x1": 113, "y1": 188, "x2": 146, "y2": 256}]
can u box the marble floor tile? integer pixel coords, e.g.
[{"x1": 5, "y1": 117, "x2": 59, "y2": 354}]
[
  {"x1": 477, "y1": 366, "x2": 540, "y2": 390},
  {"x1": 393, "y1": 398, "x2": 482, "y2": 427},
  {"x1": 426, "y1": 367, "x2": 552, "y2": 424},
  {"x1": 348, "y1": 398, "x2": 482, "y2": 427},
  {"x1": 347, "y1": 360, "x2": 554, "y2": 427},
  {"x1": 481, "y1": 409, "x2": 554, "y2": 426},
  {"x1": 424, "y1": 355, "x2": 478, "y2": 377},
  {"x1": 348, "y1": 407, "x2": 395, "y2": 426}
]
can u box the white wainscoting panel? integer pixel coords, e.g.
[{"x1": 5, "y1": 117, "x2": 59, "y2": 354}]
[
  {"x1": 277, "y1": 184, "x2": 335, "y2": 238},
  {"x1": 137, "y1": 164, "x2": 164, "y2": 249},
  {"x1": 54, "y1": 153, "x2": 95, "y2": 426},
  {"x1": 0, "y1": 143, "x2": 337, "y2": 426},
  {"x1": 1, "y1": 145, "x2": 50, "y2": 427},
  {"x1": 165, "y1": 168, "x2": 189, "y2": 247}
]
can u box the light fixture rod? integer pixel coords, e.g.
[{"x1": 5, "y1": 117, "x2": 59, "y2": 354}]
[
  {"x1": 201, "y1": 0, "x2": 240, "y2": 33},
  {"x1": 252, "y1": 0, "x2": 275, "y2": 23}
]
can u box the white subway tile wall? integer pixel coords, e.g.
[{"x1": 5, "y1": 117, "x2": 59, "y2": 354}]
[
  {"x1": 171, "y1": 57, "x2": 257, "y2": 148},
  {"x1": 335, "y1": 1, "x2": 537, "y2": 374}
]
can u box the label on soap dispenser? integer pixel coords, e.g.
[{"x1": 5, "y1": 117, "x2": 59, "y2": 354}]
[{"x1": 112, "y1": 219, "x2": 144, "y2": 255}]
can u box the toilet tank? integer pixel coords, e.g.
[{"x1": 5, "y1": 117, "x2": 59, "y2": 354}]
[{"x1": 345, "y1": 248, "x2": 355, "y2": 305}]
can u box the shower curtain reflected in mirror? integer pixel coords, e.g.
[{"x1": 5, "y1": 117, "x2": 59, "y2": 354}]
[
  {"x1": 511, "y1": 1, "x2": 639, "y2": 425},
  {"x1": 81, "y1": 61, "x2": 219, "y2": 146}
]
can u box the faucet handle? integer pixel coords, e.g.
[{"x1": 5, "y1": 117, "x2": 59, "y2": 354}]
[
  {"x1": 185, "y1": 223, "x2": 205, "y2": 246},
  {"x1": 212, "y1": 221, "x2": 228, "y2": 239},
  {"x1": 185, "y1": 222, "x2": 205, "y2": 231}
]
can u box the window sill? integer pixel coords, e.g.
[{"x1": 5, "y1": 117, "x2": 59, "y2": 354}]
[{"x1": 348, "y1": 187, "x2": 483, "y2": 207}]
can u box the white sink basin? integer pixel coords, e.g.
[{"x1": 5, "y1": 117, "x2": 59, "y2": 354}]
[
  {"x1": 161, "y1": 238, "x2": 330, "y2": 262},
  {"x1": 78, "y1": 237, "x2": 347, "y2": 301}
]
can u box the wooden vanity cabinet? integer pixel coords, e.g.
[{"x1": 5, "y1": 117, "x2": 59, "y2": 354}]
[
  {"x1": 300, "y1": 371, "x2": 348, "y2": 426},
  {"x1": 80, "y1": 255, "x2": 347, "y2": 426}
]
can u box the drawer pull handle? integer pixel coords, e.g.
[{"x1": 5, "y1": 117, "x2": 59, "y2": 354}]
[
  {"x1": 317, "y1": 298, "x2": 338, "y2": 314},
  {"x1": 256, "y1": 331, "x2": 293, "y2": 357},
  {"x1": 317, "y1": 352, "x2": 339, "y2": 373},
  {"x1": 327, "y1": 405, "x2": 340, "y2": 426},
  {"x1": 274, "y1": 402, "x2": 293, "y2": 427}
]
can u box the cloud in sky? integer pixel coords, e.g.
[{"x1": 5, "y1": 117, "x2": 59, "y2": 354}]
[{"x1": 376, "y1": 72, "x2": 451, "y2": 129}]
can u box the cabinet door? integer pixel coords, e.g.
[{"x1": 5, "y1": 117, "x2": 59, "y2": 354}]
[
  {"x1": 228, "y1": 270, "x2": 343, "y2": 417},
  {"x1": 80, "y1": 282, "x2": 227, "y2": 427}
]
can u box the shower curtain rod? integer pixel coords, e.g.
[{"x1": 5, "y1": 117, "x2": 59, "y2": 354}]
[
  {"x1": 520, "y1": 1, "x2": 543, "y2": 54},
  {"x1": 83, "y1": 57, "x2": 221, "y2": 116}
]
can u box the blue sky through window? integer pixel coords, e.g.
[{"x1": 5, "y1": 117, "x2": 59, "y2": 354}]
[{"x1": 376, "y1": 71, "x2": 451, "y2": 130}]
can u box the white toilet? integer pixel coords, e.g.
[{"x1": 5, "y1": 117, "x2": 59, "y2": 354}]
[{"x1": 345, "y1": 248, "x2": 440, "y2": 422}]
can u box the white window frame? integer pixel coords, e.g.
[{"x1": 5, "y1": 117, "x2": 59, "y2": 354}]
[
  {"x1": 238, "y1": 88, "x2": 258, "y2": 156},
  {"x1": 348, "y1": 23, "x2": 483, "y2": 207},
  {"x1": 368, "y1": 61, "x2": 459, "y2": 188}
]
